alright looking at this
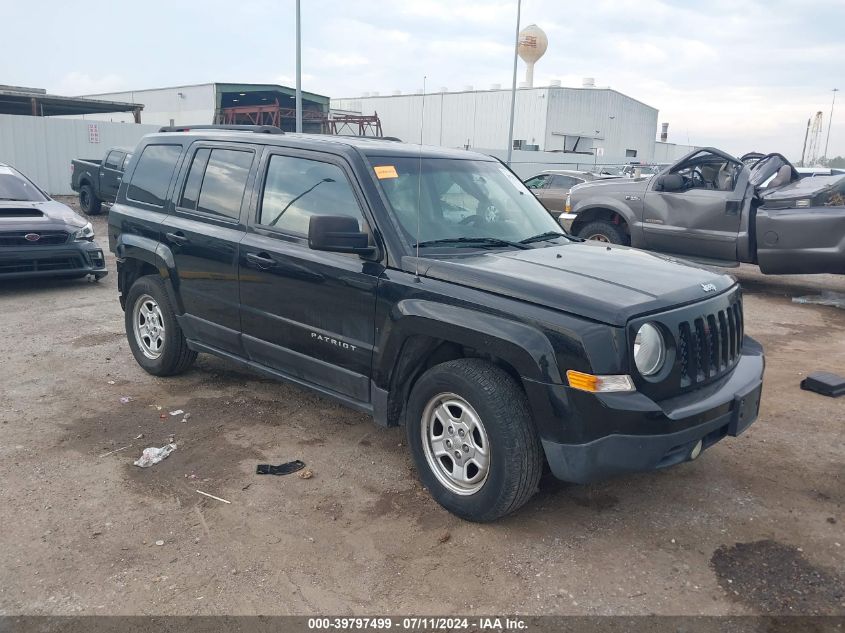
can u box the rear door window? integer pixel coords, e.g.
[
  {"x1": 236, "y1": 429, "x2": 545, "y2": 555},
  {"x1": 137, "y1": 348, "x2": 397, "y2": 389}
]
[
  {"x1": 550, "y1": 175, "x2": 581, "y2": 189},
  {"x1": 524, "y1": 174, "x2": 550, "y2": 190},
  {"x1": 178, "y1": 147, "x2": 254, "y2": 220},
  {"x1": 127, "y1": 144, "x2": 183, "y2": 207}
]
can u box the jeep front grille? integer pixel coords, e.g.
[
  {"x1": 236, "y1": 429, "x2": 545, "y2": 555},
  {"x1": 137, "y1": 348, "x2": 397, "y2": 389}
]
[{"x1": 678, "y1": 301, "x2": 743, "y2": 387}]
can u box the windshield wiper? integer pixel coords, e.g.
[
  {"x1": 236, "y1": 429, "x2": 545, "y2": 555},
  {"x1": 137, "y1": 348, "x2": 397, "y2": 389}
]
[
  {"x1": 519, "y1": 231, "x2": 570, "y2": 244},
  {"x1": 413, "y1": 237, "x2": 530, "y2": 250}
]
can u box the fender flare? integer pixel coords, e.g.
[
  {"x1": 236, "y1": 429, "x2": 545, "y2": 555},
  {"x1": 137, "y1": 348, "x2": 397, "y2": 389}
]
[
  {"x1": 114, "y1": 234, "x2": 184, "y2": 313},
  {"x1": 570, "y1": 199, "x2": 633, "y2": 231},
  {"x1": 375, "y1": 299, "x2": 562, "y2": 388}
]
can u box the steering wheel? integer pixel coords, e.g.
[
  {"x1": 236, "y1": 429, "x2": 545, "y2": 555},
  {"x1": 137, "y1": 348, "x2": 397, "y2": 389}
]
[
  {"x1": 690, "y1": 167, "x2": 705, "y2": 188},
  {"x1": 459, "y1": 203, "x2": 500, "y2": 225}
]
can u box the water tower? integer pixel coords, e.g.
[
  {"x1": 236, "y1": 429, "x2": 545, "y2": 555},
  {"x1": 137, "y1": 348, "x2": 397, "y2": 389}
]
[{"x1": 518, "y1": 24, "x2": 548, "y2": 88}]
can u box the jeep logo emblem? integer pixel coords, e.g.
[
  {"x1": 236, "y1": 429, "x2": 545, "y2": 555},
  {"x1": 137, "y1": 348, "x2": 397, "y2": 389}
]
[
  {"x1": 701, "y1": 283, "x2": 717, "y2": 292},
  {"x1": 24, "y1": 233, "x2": 41, "y2": 242}
]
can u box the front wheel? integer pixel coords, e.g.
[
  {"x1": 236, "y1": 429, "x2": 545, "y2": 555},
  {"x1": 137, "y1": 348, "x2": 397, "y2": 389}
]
[
  {"x1": 576, "y1": 219, "x2": 628, "y2": 244},
  {"x1": 406, "y1": 359, "x2": 543, "y2": 522},
  {"x1": 124, "y1": 275, "x2": 197, "y2": 376}
]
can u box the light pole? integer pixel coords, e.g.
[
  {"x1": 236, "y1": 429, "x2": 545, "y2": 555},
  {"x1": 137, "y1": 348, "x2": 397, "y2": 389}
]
[
  {"x1": 505, "y1": 0, "x2": 522, "y2": 166},
  {"x1": 295, "y1": 0, "x2": 303, "y2": 133},
  {"x1": 823, "y1": 88, "x2": 838, "y2": 160}
]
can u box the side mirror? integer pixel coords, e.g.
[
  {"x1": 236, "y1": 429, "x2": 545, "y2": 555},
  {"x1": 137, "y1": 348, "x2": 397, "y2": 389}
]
[
  {"x1": 656, "y1": 173, "x2": 685, "y2": 192},
  {"x1": 308, "y1": 215, "x2": 374, "y2": 255}
]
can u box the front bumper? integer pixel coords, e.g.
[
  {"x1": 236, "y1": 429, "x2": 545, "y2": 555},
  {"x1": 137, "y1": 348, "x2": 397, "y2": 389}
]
[
  {"x1": 529, "y1": 337, "x2": 765, "y2": 484},
  {"x1": 0, "y1": 240, "x2": 107, "y2": 280}
]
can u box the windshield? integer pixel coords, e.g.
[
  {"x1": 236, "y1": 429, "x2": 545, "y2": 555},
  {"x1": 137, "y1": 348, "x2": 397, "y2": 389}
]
[
  {"x1": 372, "y1": 157, "x2": 562, "y2": 248},
  {"x1": 0, "y1": 166, "x2": 49, "y2": 202}
]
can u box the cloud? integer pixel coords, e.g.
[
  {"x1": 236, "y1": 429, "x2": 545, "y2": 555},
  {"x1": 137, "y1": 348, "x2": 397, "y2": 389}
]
[
  {"x1": 53, "y1": 72, "x2": 127, "y2": 96},
  {"x1": 6, "y1": 0, "x2": 843, "y2": 158}
]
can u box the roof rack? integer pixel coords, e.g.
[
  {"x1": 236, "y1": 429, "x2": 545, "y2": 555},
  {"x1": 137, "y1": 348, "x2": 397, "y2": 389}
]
[
  {"x1": 335, "y1": 134, "x2": 403, "y2": 142},
  {"x1": 158, "y1": 124, "x2": 284, "y2": 134}
]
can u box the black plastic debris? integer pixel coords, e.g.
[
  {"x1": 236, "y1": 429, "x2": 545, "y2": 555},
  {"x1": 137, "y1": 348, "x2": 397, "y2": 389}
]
[
  {"x1": 256, "y1": 460, "x2": 306, "y2": 476},
  {"x1": 800, "y1": 372, "x2": 845, "y2": 398}
]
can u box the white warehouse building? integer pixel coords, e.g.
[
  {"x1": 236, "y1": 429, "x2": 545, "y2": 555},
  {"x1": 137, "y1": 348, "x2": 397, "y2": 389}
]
[{"x1": 333, "y1": 84, "x2": 666, "y2": 170}]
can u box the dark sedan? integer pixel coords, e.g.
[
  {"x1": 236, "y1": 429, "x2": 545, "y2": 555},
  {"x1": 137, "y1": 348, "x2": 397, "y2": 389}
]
[{"x1": 0, "y1": 163, "x2": 107, "y2": 280}]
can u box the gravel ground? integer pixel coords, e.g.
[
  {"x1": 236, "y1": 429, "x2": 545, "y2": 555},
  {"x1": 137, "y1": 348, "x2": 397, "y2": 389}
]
[{"x1": 0, "y1": 201, "x2": 843, "y2": 616}]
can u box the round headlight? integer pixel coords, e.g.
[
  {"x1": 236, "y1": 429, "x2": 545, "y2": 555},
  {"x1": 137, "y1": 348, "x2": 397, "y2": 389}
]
[{"x1": 634, "y1": 322, "x2": 666, "y2": 377}]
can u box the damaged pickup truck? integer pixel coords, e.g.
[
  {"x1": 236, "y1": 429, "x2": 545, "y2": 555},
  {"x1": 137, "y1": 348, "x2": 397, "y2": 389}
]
[{"x1": 564, "y1": 148, "x2": 845, "y2": 274}]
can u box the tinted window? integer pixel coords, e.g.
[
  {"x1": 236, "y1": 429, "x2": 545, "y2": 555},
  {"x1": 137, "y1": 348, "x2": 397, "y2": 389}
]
[
  {"x1": 179, "y1": 148, "x2": 211, "y2": 211},
  {"x1": 258, "y1": 155, "x2": 364, "y2": 234},
  {"x1": 179, "y1": 148, "x2": 252, "y2": 220},
  {"x1": 105, "y1": 151, "x2": 124, "y2": 169},
  {"x1": 127, "y1": 144, "x2": 183, "y2": 207},
  {"x1": 550, "y1": 175, "x2": 581, "y2": 188}
]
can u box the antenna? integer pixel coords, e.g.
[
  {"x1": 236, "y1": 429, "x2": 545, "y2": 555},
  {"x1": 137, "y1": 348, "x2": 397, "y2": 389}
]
[{"x1": 414, "y1": 76, "x2": 426, "y2": 282}]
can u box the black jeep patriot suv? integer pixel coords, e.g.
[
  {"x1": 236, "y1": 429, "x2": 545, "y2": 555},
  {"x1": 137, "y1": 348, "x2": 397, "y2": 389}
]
[{"x1": 109, "y1": 125, "x2": 765, "y2": 521}]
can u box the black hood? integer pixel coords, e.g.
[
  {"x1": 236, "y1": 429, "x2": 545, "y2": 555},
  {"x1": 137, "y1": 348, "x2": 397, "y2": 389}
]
[
  {"x1": 0, "y1": 199, "x2": 87, "y2": 229},
  {"x1": 407, "y1": 241, "x2": 735, "y2": 326}
]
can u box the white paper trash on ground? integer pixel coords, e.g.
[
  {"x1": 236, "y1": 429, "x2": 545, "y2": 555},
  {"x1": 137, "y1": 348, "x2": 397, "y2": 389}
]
[{"x1": 134, "y1": 444, "x2": 177, "y2": 468}]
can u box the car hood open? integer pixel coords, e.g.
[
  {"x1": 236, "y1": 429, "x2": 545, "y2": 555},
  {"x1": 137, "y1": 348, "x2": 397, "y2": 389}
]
[{"x1": 407, "y1": 241, "x2": 735, "y2": 326}]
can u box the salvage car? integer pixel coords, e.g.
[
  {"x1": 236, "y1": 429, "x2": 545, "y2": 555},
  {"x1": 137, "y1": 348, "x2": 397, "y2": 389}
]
[
  {"x1": 0, "y1": 163, "x2": 107, "y2": 280},
  {"x1": 523, "y1": 170, "x2": 618, "y2": 217},
  {"x1": 565, "y1": 148, "x2": 845, "y2": 274},
  {"x1": 110, "y1": 126, "x2": 764, "y2": 521},
  {"x1": 71, "y1": 147, "x2": 132, "y2": 215}
]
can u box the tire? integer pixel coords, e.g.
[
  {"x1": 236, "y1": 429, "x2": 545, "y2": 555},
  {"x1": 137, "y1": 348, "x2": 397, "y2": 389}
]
[
  {"x1": 405, "y1": 359, "x2": 543, "y2": 522},
  {"x1": 577, "y1": 219, "x2": 628, "y2": 245},
  {"x1": 79, "y1": 184, "x2": 102, "y2": 216},
  {"x1": 124, "y1": 275, "x2": 197, "y2": 376}
]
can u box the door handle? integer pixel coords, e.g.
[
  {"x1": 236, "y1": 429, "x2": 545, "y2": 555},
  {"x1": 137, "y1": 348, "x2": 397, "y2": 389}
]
[
  {"x1": 246, "y1": 252, "x2": 277, "y2": 269},
  {"x1": 165, "y1": 232, "x2": 189, "y2": 245}
]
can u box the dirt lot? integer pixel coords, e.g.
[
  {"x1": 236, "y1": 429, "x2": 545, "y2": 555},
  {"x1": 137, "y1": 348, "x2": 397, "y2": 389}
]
[{"x1": 1, "y1": 202, "x2": 843, "y2": 616}]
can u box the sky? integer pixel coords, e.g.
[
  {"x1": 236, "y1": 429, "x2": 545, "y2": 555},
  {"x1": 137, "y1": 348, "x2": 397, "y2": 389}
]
[{"x1": 2, "y1": 0, "x2": 842, "y2": 160}]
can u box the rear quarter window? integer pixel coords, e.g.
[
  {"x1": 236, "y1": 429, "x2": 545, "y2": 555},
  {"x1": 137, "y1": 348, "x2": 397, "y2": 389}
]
[{"x1": 126, "y1": 144, "x2": 183, "y2": 207}]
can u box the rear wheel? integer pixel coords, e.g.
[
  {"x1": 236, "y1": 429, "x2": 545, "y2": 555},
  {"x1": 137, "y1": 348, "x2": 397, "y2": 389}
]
[
  {"x1": 577, "y1": 219, "x2": 628, "y2": 244},
  {"x1": 79, "y1": 184, "x2": 102, "y2": 215},
  {"x1": 124, "y1": 275, "x2": 196, "y2": 376},
  {"x1": 406, "y1": 359, "x2": 543, "y2": 522}
]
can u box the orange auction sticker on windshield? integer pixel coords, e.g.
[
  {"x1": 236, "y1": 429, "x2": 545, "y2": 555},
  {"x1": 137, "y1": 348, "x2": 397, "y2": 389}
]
[{"x1": 374, "y1": 165, "x2": 399, "y2": 179}]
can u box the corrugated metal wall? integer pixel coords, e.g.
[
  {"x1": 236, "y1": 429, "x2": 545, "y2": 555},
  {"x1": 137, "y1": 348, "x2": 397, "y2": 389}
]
[
  {"x1": 653, "y1": 141, "x2": 700, "y2": 162},
  {"x1": 333, "y1": 86, "x2": 659, "y2": 163},
  {"x1": 0, "y1": 114, "x2": 159, "y2": 194},
  {"x1": 73, "y1": 84, "x2": 217, "y2": 125},
  {"x1": 333, "y1": 88, "x2": 550, "y2": 150},
  {"x1": 543, "y1": 88, "x2": 658, "y2": 161}
]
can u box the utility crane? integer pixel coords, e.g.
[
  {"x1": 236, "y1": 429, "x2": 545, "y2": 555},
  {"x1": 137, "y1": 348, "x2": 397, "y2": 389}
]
[{"x1": 801, "y1": 111, "x2": 824, "y2": 166}]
